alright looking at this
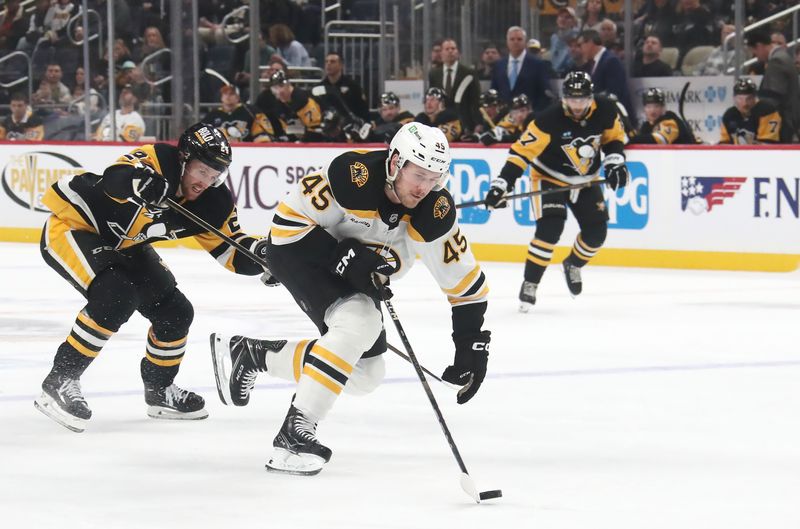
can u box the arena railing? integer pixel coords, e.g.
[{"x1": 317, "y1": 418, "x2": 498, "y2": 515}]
[{"x1": 0, "y1": 51, "x2": 32, "y2": 104}]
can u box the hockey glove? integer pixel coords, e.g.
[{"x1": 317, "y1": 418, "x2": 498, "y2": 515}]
[
  {"x1": 251, "y1": 238, "x2": 280, "y2": 287},
  {"x1": 478, "y1": 130, "x2": 499, "y2": 146},
  {"x1": 442, "y1": 330, "x2": 491, "y2": 404},
  {"x1": 331, "y1": 238, "x2": 395, "y2": 300},
  {"x1": 484, "y1": 178, "x2": 510, "y2": 210},
  {"x1": 603, "y1": 154, "x2": 629, "y2": 191},
  {"x1": 131, "y1": 163, "x2": 169, "y2": 209}
]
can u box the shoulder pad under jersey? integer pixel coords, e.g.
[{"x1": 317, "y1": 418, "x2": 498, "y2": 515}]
[
  {"x1": 409, "y1": 188, "x2": 456, "y2": 242},
  {"x1": 189, "y1": 183, "x2": 236, "y2": 230},
  {"x1": 326, "y1": 149, "x2": 389, "y2": 211}
]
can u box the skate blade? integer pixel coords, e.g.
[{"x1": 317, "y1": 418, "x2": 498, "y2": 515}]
[
  {"x1": 265, "y1": 448, "x2": 325, "y2": 476},
  {"x1": 209, "y1": 333, "x2": 234, "y2": 406},
  {"x1": 147, "y1": 406, "x2": 209, "y2": 420},
  {"x1": 34, "y1": 393, "x2": 87, "y2": 433}
]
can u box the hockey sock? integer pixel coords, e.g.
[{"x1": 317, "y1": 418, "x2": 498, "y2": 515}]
[
  {"x1": 141, "y1": 356, "x2": 179, "y2": 387},
  {"x1": 569, "y1": 224, "x2": 607, "y2": 267},
  {"x1": 54, "y1": 309, "x2": 115, "y2": 377},
  {"x1": 265, "y1": 339, "x2": 317, "y2": 382},
  {"x1": 525, "y1": 215, "x2": 564, "y2": 283},
  {"x1": 144, "y1": 327, "x2": 188, "y2": 371}
]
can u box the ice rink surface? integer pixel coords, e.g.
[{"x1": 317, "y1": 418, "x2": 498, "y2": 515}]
[{"x1": 1, "y1": 241, "x2": 798, "y2": 529}]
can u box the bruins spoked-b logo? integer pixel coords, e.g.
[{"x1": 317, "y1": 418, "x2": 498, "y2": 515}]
[
  {"x1": 433, "y1": 195, "x2": 451, "y2": 219},
  {"x1": 561, "y1": 135, "x2": 601, "y2": 176},
  {"x1": 1, "y1": 151, "x2": 84, "y2": 212},
  {"x1": 350, "y1": 161, "x2": 369, "y2": 188}
]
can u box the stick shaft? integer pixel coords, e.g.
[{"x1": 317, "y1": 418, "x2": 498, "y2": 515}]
[{"x1": 455, "y1": 179, "x2": 605, "y2": 209}]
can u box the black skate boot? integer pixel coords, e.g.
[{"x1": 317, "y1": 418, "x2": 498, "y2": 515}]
[
  {"x1": 518, "y1": 281, "x2": 538, "y2": 313},
  {"x1": 562, "y1": 259, "x2": 583, "y2": 296},
  {"x1": 144, "y1": 382, "x2": 208, "y2": 420},
  {"x1": 266, "y1": 404, "x2": 332, "y2": 476},
  {"x1": 34, "y1": 372, "x2": 92, "y2": 433},
  {"x1": 210, "y1": 333, "x2": 286, "y2": 406}
]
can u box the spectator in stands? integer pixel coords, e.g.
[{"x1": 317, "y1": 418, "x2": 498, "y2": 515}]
[
  {"x1": 598, "y1": 19, "x2": 619, "y2": 49},
  {"x1": 795, "y1": 47, "x2": 800, "y2": 72},
  {"x1": 32, "y1": 63, "x2": 73, "y2": 108},
  {"x1": 235, "y1": 29, "x2": 278, "y2": 89},
  {"x1": 476, "y1": 44, "x2": 500, "y2": 80},
  {"x1": 771, "y1": 32, "x2": 787, "y2": 48},
  {"x1": 633, "y1": 35, "x2": 673, "y2": 77},
  {"x1": 566, "y1": 34, "x2": 586, "y2": 73},
  {"x1": 692, "y1": 24, "x2": 735, "y2": 76},
  {"x1": 16, "y1": 0, "x2": 50, "y2": 54},
  {"x1": 265, "y1": 69, "x2": 323, "y2": 142},
  {"x1": 578, "y1": 0, "x2": 606, "y2": 32},
  {"x1": 71, "y1": 66, "x2": 101, "y2": 115},
  {"x1": 550, "y1": 7, "x2": 580, "y2": 76},
  {"x1": 719, "y1": 78, "x2": 781, "y2": 145},
  {"x1": 673, "y1": 0, "x2": 715, "y2": 65},
  {"x1": 491, "y1": 26, "x2": 551, "y2": 111},
  {"x1": 428, "y1": 38, "x2": 481, "y2": 132},
  {"x1": 0, "y1": 92, "x2": 44, "y2": 141},
  {"x1": 0, "y1": 0, "x2": 28, "y2": 52},
  {"x1": 269, "y1": 23, "x2": 311, "y2": 67},
  {"x1": 430, "y1": 39, "x2": 444, "y2": 69},
  {"x1": 578, "y1": 29, "x2": 633, "y2": 118},
  {"x1": 133, "y1": 26, "x2": 167, "y2": 62},
  {"x1": 414, "y1": 86, "x2": 462, "y2": 143},
  {"x1": 254, "y1": 58, "x2": 289, "y2": 123},
  {"x1": 634, "y1": 0, "x2": 676, "y2": 48},
  {"x1": 204, "y1": 85, "x2": 274, "y2": 143},
  {"x1": 43, "y1": 0, "x2": 78, "y2": 45},
  {"x1": 747, "y1": 30, "x2": 800, "y2": 142},
  {"x1": 317, "y1": 51, "x2": 370, "y2": 121},
  {"x1": 94, "y1": 85, "x2": 145, "y2": 142}
]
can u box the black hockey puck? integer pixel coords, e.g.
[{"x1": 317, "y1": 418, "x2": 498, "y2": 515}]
[{"x1": 479, "y1": 490, "x2": 502, "y2": 501}]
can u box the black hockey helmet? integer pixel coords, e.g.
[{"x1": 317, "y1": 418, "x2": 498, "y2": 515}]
[
  {"x1": 480, "y1": 89, "x2": 500, "y2": 107},
  {"x1": 511, "y1": 94, "x2": 531, "y2": 109},
  {"x1": 733, "y1": 78, "x2": 757, "y2": 96},
  {"x1": 270, "y1": 69, "x2": 290, "y2": 86},
  {"x1": 425, "y1": 86, "x2": 447, "y2": 101},
  {"x1": 642, "y1": 87, "x2": 666, "y2": 105},
  {"x1": 178, "y1": 123, "x2": 232, "y2": 182},
  {"x1": 562, "y1": 71, "x2": 594, "y2": 98},
  {"x1": 380, "y1": 91, "x2": 400, "y2": 107}
]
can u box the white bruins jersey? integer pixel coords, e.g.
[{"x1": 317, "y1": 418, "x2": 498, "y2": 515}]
[
  {"x1": 270, "y1": 149, "x2": 488, "y2": 308},
  {"x1": 95, "y1": 110, "x2": 146, "y2": 142}
]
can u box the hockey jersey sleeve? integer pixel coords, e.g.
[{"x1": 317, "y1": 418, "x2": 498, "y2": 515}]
[
  {"x1": 101, "y1": 144, "x2": 171, "y2": 201},
  {"x1": 755, "y1": 108, "x2": 781, "y2": 143},
  {"x1": 498, "y1": 119, "x2": 551, "y2": 188},
  {"x1": 192, "y1": 205, "x2": 264, "y2": 275},
  {"x1": 600, "y1": 113, "x2": 626, "y2": 155}
]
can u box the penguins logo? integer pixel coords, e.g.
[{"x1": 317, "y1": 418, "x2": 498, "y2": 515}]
[
  {"x1": 561, "y1": 135, "x2": 601, "y2": 175},
  {"x1": 433, "y1": 195, "x2": 450, "y2": 219},
  {"x1": 350, "y1": 161, "x2": 369, "y2": 188}
]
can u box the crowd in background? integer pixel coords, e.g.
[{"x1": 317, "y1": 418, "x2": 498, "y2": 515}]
[{"x1": 0, "y1": 0, "x2": 797, "y2": 144}]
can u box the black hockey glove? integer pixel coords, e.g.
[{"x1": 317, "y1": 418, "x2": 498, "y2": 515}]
[
  {"x1": 131, "y1": 163, "x2": 168, "y2": 209},
  {"x1": 331, "y1": 238, "x2": 395, "y2": 299},
  {"x1": 603, "y1": 154, "x2": 629, "y2": 191},
  {"x1": 484, "y1": 178, "x2": 509, "y2": 210},
  {"x1": 442, "y1": 330, "x2": 491, "y2": 404},
  {"x1": 251, "y1": 238, "x2": 280, "y2": 287},
  {"x1": 478, "y1": 130, "x2": 499, "y2": 146}
]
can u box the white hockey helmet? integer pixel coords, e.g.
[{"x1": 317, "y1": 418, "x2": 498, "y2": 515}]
[{"x1": 385, "y1": 122, "x2": 451, "y2": 190}]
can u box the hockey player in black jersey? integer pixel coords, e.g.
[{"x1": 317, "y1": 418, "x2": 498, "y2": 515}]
[
  {"x1": 484, "y1": 71, "x2": 629, "y2": 311},
  {"x1": 34, "y1": 123, "x2": 274, "y2": 433},
  {"x1": 632, "y1": 88, "x2": 697, "y2": 145},
  {"x1": 414, "y1": 87, "x2": 463, "y2": 142},
  {"x1": 0, "y1": 92, "x2": 44, "y2": 141},
  {"x1": 719, "y1": 78, "x2": 782, "y2": 145},
  {"x1": 210, "y1": 122, "x2": 491, "y2": 475},
  {"x1": 472, "y1": 89, "x2": 507, "y2": 137},
  {"x1": 265, "y1": 70, "x2": 324, "y2": 142},
  {"x1": 478, "y1": 94, "x2": 534, "y2": 145},
  {"x1": 368, "y1": 91, "x2": 415, "y2": 142},
  {"x1": 203, "y1": 85, "x2": 275, "y2": 142}
]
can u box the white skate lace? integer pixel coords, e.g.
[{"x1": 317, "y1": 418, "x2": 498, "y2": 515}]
[
  {"x1": 293, "y1": 412, "x2": 318, "y2": 442},
  {"x1": 239, "y1": 370, "x2": 257, "y2": 399},
  {"x1": 163, "y1": 384, "x2": 191, "y2": 406},
  {"x1": 58, "y1": 378, "x2": 87, "y2": 404},
  {"x1": 566, "y1": 265, "x2": 582, "y2": 283}
]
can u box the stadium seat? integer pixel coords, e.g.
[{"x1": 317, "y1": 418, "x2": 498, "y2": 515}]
[
  {"x1": 680, "y1": 46, "x2": 715, "y2": 75},
  {"x1": 661, "y1": 47, "x2": 679, "y2": 70}
]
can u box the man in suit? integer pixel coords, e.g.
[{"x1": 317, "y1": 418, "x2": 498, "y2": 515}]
[
  {"x1": 577, "y1": 29, "x2": 634, "y2": 120},
  {"x1": 747, "y1": 30, "x2": 800, "y2": 142},
  {"x1": 428, "y1": 38, "x2": 482, "y2": 132},
  {"x1": 491, "y1": 26, "x2": 552, "y2": 112}
]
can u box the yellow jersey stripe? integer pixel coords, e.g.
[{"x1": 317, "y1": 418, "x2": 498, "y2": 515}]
[{"x1": 442, "y1": 264, "x2": 481, "y2": 295}]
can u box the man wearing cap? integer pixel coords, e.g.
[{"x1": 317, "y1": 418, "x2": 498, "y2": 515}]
[
  {"x1": 94, "y1": 84, "x2": 145, "y2": 142},
  {"x1": 203, "y1": 85, "x2": 275, "y2": 143},
  {"x1": 428, "y1": 38, "x2": 481, "y2": 132},
  {"x1": 491, "y1": 26, "x2": 551, "y2": 111},
  {"x1": 550, "y1": 7, "x2": 580, "y2": 76}
]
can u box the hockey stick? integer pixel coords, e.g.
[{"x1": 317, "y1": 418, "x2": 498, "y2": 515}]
[
  {"x1": 456, "y1": 179, "x2": 606, "y2": 209},
  {"x1": 382, "y1": 294, "x2": 502, "y2": 503},
  {"x1": 386, "y1": 343, "x2": 458, "y2": 389}
]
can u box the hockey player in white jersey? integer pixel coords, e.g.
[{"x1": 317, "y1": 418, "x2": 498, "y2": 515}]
[{"x1": 210, "y1": 122, "x2": 491, "y2": 475}]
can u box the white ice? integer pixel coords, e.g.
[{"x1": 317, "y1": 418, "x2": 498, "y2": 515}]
[{"x1": 1, "y1": 241, "x2": 798, "y2": 529}]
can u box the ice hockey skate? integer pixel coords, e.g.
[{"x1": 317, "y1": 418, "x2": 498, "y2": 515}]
[
  {"x1": 563, "y1": 260, "x2": 583, "y2": 296},
  {"x1": 210, "y1": 333, "x2": 286, "y2": 406},
  {"x1": 144, "y1": 382, "x2": 208, "y2": 420},
  {"x1": 34, "y1": 372, "x2": 92, "y2": 433},
  {"x1": 518, "y1": 281, "x2": 538, "y2": 313},
  {"x1": 266, "y1": 404, "x2": 332, "y2": 476}
]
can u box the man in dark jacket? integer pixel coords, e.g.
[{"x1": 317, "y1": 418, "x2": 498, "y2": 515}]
[
  {"x1": 316, "y1": 51, "x2": 370, "y2": 121},
  {"x1": 428, "y1": 38, "x2": 481, "y2": 132},
  {"x1": 490, "y1": 26, "x2": 552, "y2": 112}
]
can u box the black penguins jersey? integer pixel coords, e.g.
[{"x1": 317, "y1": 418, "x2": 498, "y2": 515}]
[
  {"x1": 203, "y1": 104, "x2": 275, "y2": 142},
  {"x1": 720, "y1": 100, "x2": 781, "y2": 144},
  {"x1": 493, "y1": 112, "x2": 534, "y2": 143},
  {"x1": 268, "y1": 88, "x2": 324, "y2": 141},
  {"x1": 0, "y1": 114, "x2": 44, "y2": 141},
  {"x1": 41, "y1": 143, "x2": 262, "y2": 274},
  {"x1": 499, "y1": 97, "x2": 627, "y2": 187},
  {"x1": 414, "y1": 109, "x2": 463, "y2": 143},
  {"x1": 632, "y1": 110, "x2": 696, "y2": 145},
  {"x1": 270, "y1": 148, "x2": 488, "y2": 335}
]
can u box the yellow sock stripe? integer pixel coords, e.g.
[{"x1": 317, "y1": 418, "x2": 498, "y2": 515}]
[
  {"x1": 532, "y1": 238, "x2": 556, "y2": 250},
  {"x1": 577, "y1": 234, "x2": 601, "y2": 253},
  {"x1": 310, "y1": 344, "x2": 353, "y2": 375},
  {"x1": 526, "y1": 254, "x2": 551, "y2": 267},
  {"x1": 293, "y1": 339, "x2": 309, "y2": 382},
  {"x1": 66, "y1": 335, "x2": 99, "y2": 358},
  {"x1": 76, "y1": 310, "x2": 114, "y2": 337},
  {"x1": 145, "y1": 352, "x2": 183, "y2": 367},
  {"x1": 147, "y1": 328, "x2": 187, "y2": 348},
  {"x1": 302, "y1": 364, "x2": 343, "y2": 395}
]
